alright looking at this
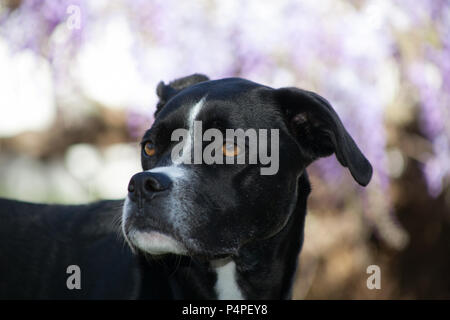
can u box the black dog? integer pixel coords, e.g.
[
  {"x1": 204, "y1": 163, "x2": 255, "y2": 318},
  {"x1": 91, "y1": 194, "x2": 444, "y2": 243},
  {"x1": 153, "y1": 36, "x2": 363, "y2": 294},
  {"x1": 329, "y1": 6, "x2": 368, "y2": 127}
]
[{"x1": 0, "y1": 74, "x2": 372, "y2": 299}]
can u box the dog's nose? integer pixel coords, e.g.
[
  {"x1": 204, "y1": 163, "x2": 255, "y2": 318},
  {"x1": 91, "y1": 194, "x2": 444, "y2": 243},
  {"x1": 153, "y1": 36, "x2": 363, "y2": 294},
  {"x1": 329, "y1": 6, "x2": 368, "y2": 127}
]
[{"x1": 127, "y1": 172, "x2": 171, "y2": 200}]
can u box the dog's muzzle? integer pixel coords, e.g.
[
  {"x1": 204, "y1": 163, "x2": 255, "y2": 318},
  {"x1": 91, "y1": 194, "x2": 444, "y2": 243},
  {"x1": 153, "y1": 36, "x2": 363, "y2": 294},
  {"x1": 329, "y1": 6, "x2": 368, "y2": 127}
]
[{"x1": 122, "y1": 171, "x2": 187, "y2": 255}]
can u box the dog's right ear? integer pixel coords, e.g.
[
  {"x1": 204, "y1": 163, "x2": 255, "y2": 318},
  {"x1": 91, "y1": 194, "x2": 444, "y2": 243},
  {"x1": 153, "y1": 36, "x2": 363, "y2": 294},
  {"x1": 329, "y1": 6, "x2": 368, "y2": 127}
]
[{"x1": 155, "y1": 74, "x2": 210, "y2": 117}]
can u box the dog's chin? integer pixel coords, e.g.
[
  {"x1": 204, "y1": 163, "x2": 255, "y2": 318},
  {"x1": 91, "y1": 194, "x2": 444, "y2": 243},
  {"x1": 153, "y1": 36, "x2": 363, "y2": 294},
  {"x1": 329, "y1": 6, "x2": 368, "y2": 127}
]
[
  {"x1": 121, "y1": 198, "x2": 234, "y2": 259},
  {"x1": 125, "y1": 229, "x2": 188, "y2": 256},
  {"x1": 123, "y1": 227, "x2": 235, "y2": 260},
  {"x1": 122, "y1": 197, "x2": 187, "y2": 255}
]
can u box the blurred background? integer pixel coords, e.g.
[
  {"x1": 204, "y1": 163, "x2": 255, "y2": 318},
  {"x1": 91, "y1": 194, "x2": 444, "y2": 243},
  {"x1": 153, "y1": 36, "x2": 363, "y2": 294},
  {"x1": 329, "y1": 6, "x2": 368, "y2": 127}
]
[{"x1": 0, "y1": 0, "x2": 449, "y2": 299}]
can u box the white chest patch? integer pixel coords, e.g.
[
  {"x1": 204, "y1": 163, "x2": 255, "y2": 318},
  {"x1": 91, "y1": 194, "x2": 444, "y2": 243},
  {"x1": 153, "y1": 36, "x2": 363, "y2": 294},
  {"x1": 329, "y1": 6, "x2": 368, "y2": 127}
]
[{"x1": 212, "y1": 259, "x2": 244, "y2": 300}]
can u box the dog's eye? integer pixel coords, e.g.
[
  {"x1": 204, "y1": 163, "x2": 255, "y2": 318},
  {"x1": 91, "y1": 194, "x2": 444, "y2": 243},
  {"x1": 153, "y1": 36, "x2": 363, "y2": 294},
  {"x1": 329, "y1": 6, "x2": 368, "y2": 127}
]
[
  {"x1": 222, "y1": 142, "x2": 240, "y2": 157},
  {"x1": 144, "y1": 142, "x2": 156, "y2": 156}
]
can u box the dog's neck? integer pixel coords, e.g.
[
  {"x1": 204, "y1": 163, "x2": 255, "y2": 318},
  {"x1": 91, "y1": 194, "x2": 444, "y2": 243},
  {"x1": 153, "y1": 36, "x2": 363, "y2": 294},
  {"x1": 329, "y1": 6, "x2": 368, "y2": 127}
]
[
  {"x1": 139, "y1": 175, "x2": 310, "y2": 300},
  {"x1": 230, "y1": 180, "x2": 309, "y2": 300},
  {"x1": 212, "y1": 213, "x2": 306, "y2": 300}
]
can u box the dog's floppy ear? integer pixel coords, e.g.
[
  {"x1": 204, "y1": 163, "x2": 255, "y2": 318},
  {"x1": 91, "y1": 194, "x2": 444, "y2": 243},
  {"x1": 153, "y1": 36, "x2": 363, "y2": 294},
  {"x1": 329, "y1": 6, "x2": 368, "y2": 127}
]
[
  {"x1": 274, "y1": 87, "x2": 373, "y2": 186},
  {"x1": 155, "y1": 74, "x2": 210, "y2": 117}
]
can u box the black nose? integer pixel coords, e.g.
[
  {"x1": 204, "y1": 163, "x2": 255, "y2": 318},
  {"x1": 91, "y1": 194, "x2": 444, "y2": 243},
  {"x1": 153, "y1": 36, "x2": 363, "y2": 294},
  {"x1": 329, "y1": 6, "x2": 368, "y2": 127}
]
[{"x1": 127, "y1": 172, "x2": 171, "y2": 200}]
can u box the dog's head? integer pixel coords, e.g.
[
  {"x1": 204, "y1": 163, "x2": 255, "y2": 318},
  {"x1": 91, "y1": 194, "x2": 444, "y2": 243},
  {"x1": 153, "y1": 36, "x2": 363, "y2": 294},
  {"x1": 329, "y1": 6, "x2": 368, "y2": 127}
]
[{"x1": 122, "y1": 74, "x2": 372, "y2": 258}]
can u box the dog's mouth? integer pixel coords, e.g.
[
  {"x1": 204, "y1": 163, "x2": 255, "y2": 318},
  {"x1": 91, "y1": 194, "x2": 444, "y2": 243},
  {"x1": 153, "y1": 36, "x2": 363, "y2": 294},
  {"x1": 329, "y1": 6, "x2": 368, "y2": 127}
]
[
  {"x1": 124, "y1": 226, "x2": 232, "y2": 261},
  {"x1": 122, "y1": 198, "x2": 236, "y2": 259},
  {"x1": 122, "y1": 198, "x2": 188, "y2": 256},
  {"x1": 122, "y1": 211, "x2": 189, "y2": 256},
  {"x1": 122, "y1": 217, "x2": 234, "y2": 260},
  {"x1": 125, "y1": 227, "x2": 188, "y2": 256}
]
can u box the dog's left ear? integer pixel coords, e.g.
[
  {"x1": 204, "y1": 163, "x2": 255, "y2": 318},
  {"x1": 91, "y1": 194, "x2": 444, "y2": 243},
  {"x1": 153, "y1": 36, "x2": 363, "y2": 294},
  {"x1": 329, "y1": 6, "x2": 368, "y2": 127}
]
[
  {"x1": 274, "y1": 87, "x2": 373, "y2": 186},
  {"x1": 155, "y1": 74, "x2": 210, "y2": 117}
]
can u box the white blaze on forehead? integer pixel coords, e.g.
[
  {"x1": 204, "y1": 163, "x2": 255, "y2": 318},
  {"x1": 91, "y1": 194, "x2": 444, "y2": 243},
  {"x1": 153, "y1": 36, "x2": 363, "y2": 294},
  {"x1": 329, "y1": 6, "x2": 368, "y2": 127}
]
[
  {"x1": 188, "y1": 96, "x2": 206, "y2": 127},
  {"x1": 145, "y1": 97, "x2": 206, "y2": 181},
  {"x1": 147, "y1": 166, "x2": 185, "y2": 180},
  {"x1": 174, "y1": 97, "x2": 206, "y2": 165}
]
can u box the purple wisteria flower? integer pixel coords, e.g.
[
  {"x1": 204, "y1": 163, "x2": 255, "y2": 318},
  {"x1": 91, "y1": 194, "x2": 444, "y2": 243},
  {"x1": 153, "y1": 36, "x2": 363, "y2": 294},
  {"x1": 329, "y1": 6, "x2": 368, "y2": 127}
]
[
  {"x1": 0, "y1": 0, "x2": 86, "y2": 56},
  {"x1": 401, "y1": 0, "x2": 450, "y2": 197}
]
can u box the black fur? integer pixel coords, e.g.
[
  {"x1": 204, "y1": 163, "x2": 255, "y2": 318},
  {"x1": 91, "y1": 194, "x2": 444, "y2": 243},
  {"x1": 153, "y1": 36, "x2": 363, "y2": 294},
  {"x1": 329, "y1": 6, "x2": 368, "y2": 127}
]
[{"x1": 0, "y1": 74, "x2": 372, "y2": 299}]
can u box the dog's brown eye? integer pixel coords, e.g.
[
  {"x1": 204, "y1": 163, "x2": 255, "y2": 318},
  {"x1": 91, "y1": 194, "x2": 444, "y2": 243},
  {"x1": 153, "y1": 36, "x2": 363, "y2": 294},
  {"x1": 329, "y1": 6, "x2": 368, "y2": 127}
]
[
  {"x1": 222, "y1": 142, "x2": 240, "y2": 157},
  {"x1": 144, "y1": 142, "x2": 156, "y2": 156}
]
